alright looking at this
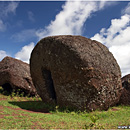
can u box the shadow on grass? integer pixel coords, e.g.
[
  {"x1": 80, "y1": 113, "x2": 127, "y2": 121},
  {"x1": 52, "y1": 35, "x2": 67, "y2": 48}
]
[
  {"x1": 9, "y1": 101, "x2": 56, "y2": 113},
  {"x1": 9, "y1": 100, "x2": 79, "y2": 113}
]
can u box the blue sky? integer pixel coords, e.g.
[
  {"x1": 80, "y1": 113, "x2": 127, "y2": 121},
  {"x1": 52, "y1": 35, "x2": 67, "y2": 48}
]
[{"x1": 0, "y1": 1, "x2": 130, "y2": 76}]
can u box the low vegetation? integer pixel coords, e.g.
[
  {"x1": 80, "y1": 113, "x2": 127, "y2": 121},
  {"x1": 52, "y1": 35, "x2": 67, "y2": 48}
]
[{"x1": 0, "y1": 86, "x2": 130, "y2": 129}]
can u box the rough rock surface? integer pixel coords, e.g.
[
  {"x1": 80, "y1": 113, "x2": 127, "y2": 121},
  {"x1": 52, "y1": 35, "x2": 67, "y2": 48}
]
[
  {"x1": 30, "y1": 35, "x2": 122, "y2": 111},
  {"x1": 0, "y1": 56, "x2": 37, "y2": 96},
  {"x1": 119, "y1": 74, "x2": 130, "y2": 105}
]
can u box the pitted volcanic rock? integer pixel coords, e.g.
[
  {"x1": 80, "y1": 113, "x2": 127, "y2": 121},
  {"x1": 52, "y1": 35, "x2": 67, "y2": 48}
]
[
  {"x1": 0, "y1": 56, "x2": 37, "y2": 96},
  {"x1": 30, "y1": 35, "x2": 122, "y2": 111},
  {"x1": 119, "y1": 74, "x2": 130, "y2": 105}
]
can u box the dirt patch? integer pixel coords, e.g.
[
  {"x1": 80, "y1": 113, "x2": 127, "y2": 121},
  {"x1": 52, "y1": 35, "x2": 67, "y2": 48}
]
[
  {"x1": 111, "y1": 108, "x2": 119, "y2": 111},
  {"x1": 0, "y1": 98, "x2": 7, "y2": 101},
  {"x1": 12, "y1": 112, "x2": 28, "y2": 117},
  {"x1": 0, "y1": 106, "x2": 3, "y2": 110},
  {"x1": 31, "y1": 122, "x2": 43, "y2": 129},
  {"x1": 0, "y1": 114, "x2": 10, "y2": 119}
]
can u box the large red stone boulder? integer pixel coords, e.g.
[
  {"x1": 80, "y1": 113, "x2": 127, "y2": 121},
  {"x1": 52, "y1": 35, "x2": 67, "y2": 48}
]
[
  {"x1": 0, "y1": 56, "x2": 37, "y2": 96},
  {"x1": 119, "y1": 74, "x2": 130, "y2": 105},
  {"x1": 30, "y1": 35, "x2": 122, "y2": 111}
]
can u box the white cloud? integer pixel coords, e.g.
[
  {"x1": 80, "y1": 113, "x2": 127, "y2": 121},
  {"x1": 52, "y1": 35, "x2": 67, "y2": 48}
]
[
  {"x1": 91, "y1": 6, "x2": 130, "y2": 76},
  {"x1": 11, "y1": 29, "x2": 37, "y2": 42},
  {"x1": 0, "y1": 50, "x2": 8, "y2": 61},
  {"x1": 122, "y1": 2, "x2": 130, "y2": 15},
  {"x1": 0, "y1": 2, "x2": 19, "y2": 32},
  {"x1": 5, "y1": 2, "x2": 18, "y2": 15},
  {"x1": 15, "y1": 42, "x2": 35, "y2": 63},
  {"x1": 36, "y1": 1, "x2": 111, "y2": 39},
  {"x1": 0, "y1": 20, "x2": 6, "y2": 32},
  {"x1": 0, "y1": 2, "x2": 19, "y2": 18},
  {"x1": 109, "y1": 44, "x2": 130, "y2": 76}
]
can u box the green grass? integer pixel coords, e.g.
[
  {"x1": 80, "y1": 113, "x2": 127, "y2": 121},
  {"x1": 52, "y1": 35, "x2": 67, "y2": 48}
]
[{"x1": 0, "y1": 87, "x2": 130, "y2": 129}]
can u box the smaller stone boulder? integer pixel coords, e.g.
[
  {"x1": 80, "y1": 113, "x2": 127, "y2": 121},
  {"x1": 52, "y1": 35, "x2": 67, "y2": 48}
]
[
  {"x1": 0, "y1": 56, "x2": 37, "y2": 96},
  {"x1": 119, "y1": 74, "x2": 130, "y2": 105}
]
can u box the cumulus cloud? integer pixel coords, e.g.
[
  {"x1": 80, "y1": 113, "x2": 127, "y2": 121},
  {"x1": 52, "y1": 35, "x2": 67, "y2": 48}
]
[
  {"x1": 15, "y1": 42, "x2": 35, "y2": 63},
  {"x1": 36, "y1": 1, "x2": 111, "y2": 39},
  {"x1": 91, "y1": 4, "x2": 130, "y2": 76},
  {"x1": 109, "y1": 44, "x2": 130, "y2": 76},
  {"x1": 0, "y1": 50, "x2": 8, "y2": 61}
]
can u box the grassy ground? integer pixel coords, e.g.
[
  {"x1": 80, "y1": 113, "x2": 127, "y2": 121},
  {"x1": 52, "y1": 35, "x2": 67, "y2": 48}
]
[{"x1": 0, "y1": 87, "x2": 130, "y2": 129}]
